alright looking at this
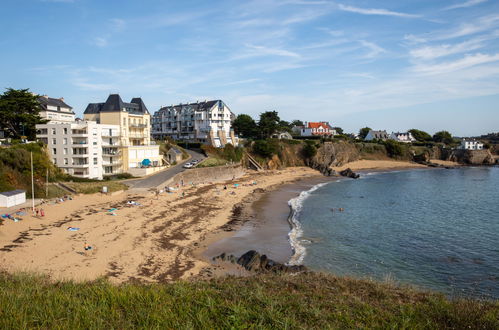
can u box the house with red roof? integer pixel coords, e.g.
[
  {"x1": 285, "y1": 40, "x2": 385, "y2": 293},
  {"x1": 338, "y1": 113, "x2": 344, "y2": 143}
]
[{"x1": 292, "y1": 122, "x2": 337, "y2": 137}]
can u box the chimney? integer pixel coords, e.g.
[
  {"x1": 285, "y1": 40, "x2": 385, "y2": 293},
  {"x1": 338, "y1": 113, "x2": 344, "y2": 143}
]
[{"x1": 59, "y1": 97, "x2": 64, "y2": 101}]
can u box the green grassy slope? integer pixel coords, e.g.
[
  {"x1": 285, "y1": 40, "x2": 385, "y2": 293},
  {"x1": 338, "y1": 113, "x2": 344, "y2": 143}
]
[{"x1": 0, "y1": 272, "x2": 497, "y2": 329}]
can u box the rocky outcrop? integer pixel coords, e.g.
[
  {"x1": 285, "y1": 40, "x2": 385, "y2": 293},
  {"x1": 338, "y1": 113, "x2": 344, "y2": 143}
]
[
  {"x1": 339, "y1": 168, "x2": 360, "y2": 179},
  {"x1": 431, "y1": 147, "x2": 495, "y2": 165},
  {"x1": 213, "y1": 250, "x2": 307, "y2": 274}
]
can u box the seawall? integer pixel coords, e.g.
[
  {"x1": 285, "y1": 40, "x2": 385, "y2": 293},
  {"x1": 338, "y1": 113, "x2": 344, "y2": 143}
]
[{"x1": 160, "y1": 164, "x2": 246, "y2": 188}]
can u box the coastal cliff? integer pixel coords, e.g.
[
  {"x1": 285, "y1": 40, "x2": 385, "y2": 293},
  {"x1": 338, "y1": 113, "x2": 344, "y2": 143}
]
[{"x1": 430, "y1": 147, "x2": 496, "y2": 165}]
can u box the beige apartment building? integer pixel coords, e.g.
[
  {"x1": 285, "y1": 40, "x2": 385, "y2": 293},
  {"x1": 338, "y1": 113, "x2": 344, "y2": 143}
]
[{"x1": 83, "y1": 94, "x2": 163, "y2": 175}]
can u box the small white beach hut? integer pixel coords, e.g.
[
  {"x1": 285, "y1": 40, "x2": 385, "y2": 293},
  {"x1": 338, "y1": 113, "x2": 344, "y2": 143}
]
[{"x1": 0, "y1": 189, "x2": 26, "y2": 208}]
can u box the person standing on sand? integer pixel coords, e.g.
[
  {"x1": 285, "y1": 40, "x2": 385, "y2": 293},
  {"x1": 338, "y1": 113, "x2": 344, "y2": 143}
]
[{"x1": 40, "y1": 208, "x2": 45, "y2": 217}]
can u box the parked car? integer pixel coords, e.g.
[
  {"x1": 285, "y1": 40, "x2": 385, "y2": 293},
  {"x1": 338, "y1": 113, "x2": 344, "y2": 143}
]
[{"x1": 183, "y1": 163, "x2": 193, "y2": 169}]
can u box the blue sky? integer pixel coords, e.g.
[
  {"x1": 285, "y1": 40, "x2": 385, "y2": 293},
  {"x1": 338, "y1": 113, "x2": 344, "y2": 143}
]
[{"x1": 1, "y1": 0, "x2": 498, "y2": 136}]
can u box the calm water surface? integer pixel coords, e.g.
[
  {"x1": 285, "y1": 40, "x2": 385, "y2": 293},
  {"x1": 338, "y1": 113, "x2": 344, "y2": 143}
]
[{"x1": 296, "y1": 167, "x2": 499, "y2": 299}]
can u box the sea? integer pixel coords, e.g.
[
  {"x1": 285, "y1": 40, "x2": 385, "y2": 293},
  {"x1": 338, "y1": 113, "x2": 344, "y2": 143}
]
[{"x1": 289, "y1": 167, "x2": 499, "y2": 299}]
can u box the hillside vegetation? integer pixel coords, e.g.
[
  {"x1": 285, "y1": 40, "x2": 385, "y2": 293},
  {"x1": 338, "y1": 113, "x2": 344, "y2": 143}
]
[{"x1": 0, "y1": 272, "x2": 497, "y2": 329}]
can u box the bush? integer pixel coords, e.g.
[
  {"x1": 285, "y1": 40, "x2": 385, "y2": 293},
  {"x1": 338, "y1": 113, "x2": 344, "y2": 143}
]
[
  {"x1": 383, "y1": 140, "x2": 404, "y2": 157},
  {"x1": 302, "y1": 143, "x2": 317, "y2": 159},
  {"x1": 253, "y1": 140, "x2": 277, "y2": 158}
]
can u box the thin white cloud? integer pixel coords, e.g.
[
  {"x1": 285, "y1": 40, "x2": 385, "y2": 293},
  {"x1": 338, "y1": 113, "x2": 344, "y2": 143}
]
[
  {"x1": 93, "y1": 37, "x2": 108, "y2": 48},
  {"x1": 410, "y1": 38, "x2": 486, "y2": 60},
  {"x1": 412, "y1": 52, "x2": 499, "y2": 75},
  {"x1": 338, "y1": 4, "x2": 420, "y2": 18},
  {"x1": 238, "y1": 44, "x2": 301, "y2": 59},
  {"x1": 360, "y1": 40, "x2": 386, "y2": 58},
  {"x1": 444, "y1": 0, "x2": 488, "y2": 11}
]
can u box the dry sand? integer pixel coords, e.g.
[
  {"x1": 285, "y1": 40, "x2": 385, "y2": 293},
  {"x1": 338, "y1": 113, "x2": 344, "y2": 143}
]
[
  {"x1": 0, "y1": 160, "x2": 432, "y2": 283},
  {"x1": 332, "y1": 159, "x2": 426, "y2": 171},
  {"x1": 0, "y1": 167, "x2": 320, "y2": 283}
]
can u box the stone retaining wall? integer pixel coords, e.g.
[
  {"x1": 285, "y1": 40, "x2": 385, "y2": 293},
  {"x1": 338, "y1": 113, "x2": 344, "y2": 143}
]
[{"x1": 160, "y1": 164, "x2": 246, "y2": 188}]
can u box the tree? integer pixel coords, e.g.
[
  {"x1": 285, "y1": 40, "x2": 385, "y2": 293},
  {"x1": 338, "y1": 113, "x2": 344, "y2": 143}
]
[
  {"x1": 258, "y1": 111, "x2": 280, "y2": 139},
  {"x1": 232, "y1": 114, "x2": 258, "y2": 139},
  {"x1": 302, "y1": 141, "x2": 317, "y2": 159},
  {"x1": 332, "y1": 127, "x2": 343, "y2": 135},
  {"x1": 409, "y1": 129, "x2": 432, "y2": 142},
  {"x1": 278, "y1": 120, "x2": 292, "y2": 133},
  {"x1": 291, "y1": 119, "x2": 304, "y2": 127},
  {"x1": 359, "y1": 127, "x2": 371, "y2": 139},
  {"x1": 0, "y1": 88, "x2": 47, "y2": 140},
  {"x1": 383, "y1": 140, "x2": 404, "y2": 157},
  {"x1": 433, "y1": 131, "x2": 453, "y2": 144},
  {"x1": 253, "y1": 140, "x2": 277, "y2": 158}
]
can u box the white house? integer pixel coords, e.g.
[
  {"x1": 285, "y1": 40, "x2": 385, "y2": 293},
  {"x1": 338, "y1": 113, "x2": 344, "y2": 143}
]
[
  {"x1": 152, "y1": 100, "x2": 238, "y2": 147},
  {"x1": 292, "y1": 122, "x2": 336, "y2": 137},
  {"x1": 390, "y1": 132, "x2": 416, "y2": 143},
  {"x1": 459, "y1": 139, "x2": 484, "y2": 150},
  {"x1": 0, "y1": 189, "x2": 26, "y2": 208},
  {"x1": 364, "y1": 130, "x2": 390, "y2": 141},
  {"x1": 38, "y1": 95, "x2": 75, "y2": 123}
]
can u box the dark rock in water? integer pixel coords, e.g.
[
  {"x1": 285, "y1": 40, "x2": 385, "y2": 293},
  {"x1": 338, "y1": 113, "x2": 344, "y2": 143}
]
[
  {"x1": 213, "y1": 250, "x2": 307, "y2": 274},
  {"x1": 339, "y1": 168, "x2": 360, "y2": 179}
]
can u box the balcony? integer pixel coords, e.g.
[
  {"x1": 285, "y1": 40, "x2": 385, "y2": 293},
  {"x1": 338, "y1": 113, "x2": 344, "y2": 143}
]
[
  {"x1": 129, "y1": 133, "x2": 147, "y2": 138},
  {"x1": 102, "y1": 141, "x2": 120, "y2": 147},
  {"x1": 102, "y1": 132, "x2": 120, "y2": 137},
  {"x1": 72, "y1": 154, "x2": 88, "y2": 157},
  {"x1": 102, "y1": 161, "x2": 122, "y2": 166},
  {"x1": 72, "y1": 140, "x2": 88, "y2": 145},
  {"x1": 72, "y1": 162, "x2": 89, "y2": 167},
  {"x1": 130, "y1": 123, "x2": 147, "y2": 128},
  {"x1": 102, "y1": 149, "x2": 120, "y2": 156}
]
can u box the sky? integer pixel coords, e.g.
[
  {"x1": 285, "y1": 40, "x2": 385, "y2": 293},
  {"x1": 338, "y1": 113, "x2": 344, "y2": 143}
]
[{"x1": 1, "y1": 0, "x2": 498, "y2": 136}]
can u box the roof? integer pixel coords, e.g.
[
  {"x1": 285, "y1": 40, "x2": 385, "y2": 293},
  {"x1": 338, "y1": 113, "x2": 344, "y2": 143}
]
[
  {"x1": 168, "y1": 147, "x2": 182, "y2": 154},
  {"x1": 368, "y1": 130, "x2": 389, "y2": 138},
  {"x1": 157, "y1": 100, "x2": 225, "y2": 113},
  {"x1": 84, "y1": 94, "x2": 150, "y2": 115},
  {"x1": 0, "y1": 189, "x2": 25, "y2": 197},
  {"x1": 38, "y1": 96, "x2": 74, "y2": 112},
  {"x1": 307, "y1": 122, "x2": 332, "y2": 129}
]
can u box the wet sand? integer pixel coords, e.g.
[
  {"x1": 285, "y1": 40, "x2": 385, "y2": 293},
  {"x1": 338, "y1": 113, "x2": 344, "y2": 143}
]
[{"x1": 202, "y1": 176, "x2": 334, "y2": 264}]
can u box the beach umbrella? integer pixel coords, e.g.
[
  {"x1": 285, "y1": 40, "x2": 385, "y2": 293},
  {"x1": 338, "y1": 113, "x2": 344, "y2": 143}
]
[{"x1": 142, "y1": 159, "x2": 151, "y2": 166}]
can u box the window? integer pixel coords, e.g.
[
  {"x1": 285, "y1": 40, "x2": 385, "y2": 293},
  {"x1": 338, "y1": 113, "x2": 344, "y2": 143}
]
[
  {"x1": 63, "y1": 138, "x2": 67, "y2": 145},
  {"x1": 123, "y1": 118, "x2": 126, "y2": 126},
  {"x1": 63, "y1": 148, "x2": 68, "y2": 155},
  {"x1": 63, "y1": 128, "x2": 68, "y2": 134},
  {"x1": 109, "y1": 128, "x2": 112, "y2": 136},
  {"x1": 51, "y1": 128, "x2": 56, "y2": 134},
  {"x1": 52, "y1": 138, "x2": 57, "y2": 144},
  {"x1": 52, "y1": 148, "x2": 57, "y2": 155},
  {"x1": 93, "y1": 158, "x2": 98, "y2": 165},
  {"x1": 93, "y1": 141, "x2": 97, "y2": 145},
  {"x1": 64, "y1": 158, "x2": 68, "y2": 165},
  {"x1": 53, "y1": 158, "x2": 57, "y2": 164}
]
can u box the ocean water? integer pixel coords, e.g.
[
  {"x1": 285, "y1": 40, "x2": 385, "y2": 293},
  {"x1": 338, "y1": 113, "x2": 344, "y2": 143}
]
[{"x1": 289, "y1": 167, "x2": 499, "y2": 299}]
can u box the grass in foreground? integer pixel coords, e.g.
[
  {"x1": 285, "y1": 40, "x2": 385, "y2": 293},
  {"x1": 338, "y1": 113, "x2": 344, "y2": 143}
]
[
  {"x1": 62, "y1": 181, "x2": 128, "y2": 194},
  {"x1": 195, "y1": 156, "x2": 228, "y2": 168},
  {"x1": 0, "y1": 272, "x2": 497, "y2": 329}
]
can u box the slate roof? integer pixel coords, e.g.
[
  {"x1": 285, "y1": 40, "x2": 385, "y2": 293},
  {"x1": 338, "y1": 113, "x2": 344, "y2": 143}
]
[
  {"x1": 157, "y1": 100, "x2": 222, "y2": 113},
  {"x1": 168, "y1": 147, "x2": 182, "y2": 154},
  {"x1": 0, "y1": 189, "x2": 25, "y2": 197},
  {"x1": 84, "y1": 94, "x2": 150, "y2": 115},
  {"x1": 368, "y1": 130, "x2": 390, "y2": 139},
  {"x1": 38, "y1": 96, "x2": 74, "y2": 113}
]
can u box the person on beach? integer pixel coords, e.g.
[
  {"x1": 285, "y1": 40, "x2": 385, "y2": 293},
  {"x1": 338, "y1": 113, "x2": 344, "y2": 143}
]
[
  {"x1": 40, "y1": 208, "x2": 45, "y2": 217},
  {"x1": 84, "y1": 243, "x2": 92, "y2": 251},
  {"x1": 35, "y1": 208, "x2": 39, "y2": 217}
]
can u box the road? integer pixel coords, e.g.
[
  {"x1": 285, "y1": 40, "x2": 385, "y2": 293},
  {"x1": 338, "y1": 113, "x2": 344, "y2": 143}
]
[{"x1": 126, "y1": 149, "x2": 205, "y2": 189}]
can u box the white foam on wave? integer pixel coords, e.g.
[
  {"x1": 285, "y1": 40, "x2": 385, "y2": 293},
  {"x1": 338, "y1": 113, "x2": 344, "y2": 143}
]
[{"x1": 286, "y1": 182, "x2": 329, "y2": 266}]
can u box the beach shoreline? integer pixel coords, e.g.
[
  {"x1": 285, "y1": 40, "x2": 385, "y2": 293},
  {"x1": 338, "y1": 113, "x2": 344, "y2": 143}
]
[{"x1": 0, "y1": 160, "x2": 443, "y2": 283}]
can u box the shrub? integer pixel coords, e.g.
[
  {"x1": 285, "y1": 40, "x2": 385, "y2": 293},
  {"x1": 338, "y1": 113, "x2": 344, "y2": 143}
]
[
  {"x1": 302, "y1": 143, "x2": 317, "y2": 159},
  {"x1": 253, "y1": 140, "x2": 277, "y2": 158},
  {"x1": 383, "y1": 140, "x2": 404, "y2": 157}
]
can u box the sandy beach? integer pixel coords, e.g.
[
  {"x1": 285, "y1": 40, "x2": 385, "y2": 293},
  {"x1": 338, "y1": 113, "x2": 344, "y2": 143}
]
[
  {"x1": 0, "y1": 160, "x2": 436, "y2": 283},
  {"x1": 0, "y1": 167, "x2": 320, "y2": 283}
]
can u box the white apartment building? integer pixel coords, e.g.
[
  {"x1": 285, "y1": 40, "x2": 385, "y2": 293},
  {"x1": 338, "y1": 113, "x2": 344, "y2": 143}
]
[
  {"x1": 152, "y1": 100, "x2": 238, "y2": 147},
  {"x1": 459, "y1": 139, "x2": 484, "y2": 150},
  {"x1": 37, "y1": 95, "x2": 75, "y2": 123},
  {"x1": 36, "y1": 120, "x2": 120, "y2": 179}
]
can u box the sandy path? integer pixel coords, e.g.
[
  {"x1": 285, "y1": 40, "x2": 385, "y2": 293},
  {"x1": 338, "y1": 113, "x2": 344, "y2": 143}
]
[{"x1": 0, "y1": 167, "x2": 319, "y2": 283}]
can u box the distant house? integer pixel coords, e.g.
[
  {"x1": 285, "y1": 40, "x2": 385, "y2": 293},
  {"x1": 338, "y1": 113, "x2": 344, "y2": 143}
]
[
  {"x1": 37, "y1": 95, "x2": 75, "y2": 123},
  {"x1": 292, "y1": 122, "x2": 336, "y2": 137},
  {"x1": 272, "y1": 131, "x2": 293, "y2": 140},
  {"x1": 166, "y1": 147, "x2": 183, "y2": 164},
  {"x1": 390, "y1": 132, "x2": 416, "y2": 143},
  {"x1": 365, "y1": 130, "x2": 390, "y2": 141},
  {"x1": 459, "y1": 139, "x2": 483, "y2": 150},
  {"x1": 0, "y1": 189, "x2": 26, "y2": 208}
]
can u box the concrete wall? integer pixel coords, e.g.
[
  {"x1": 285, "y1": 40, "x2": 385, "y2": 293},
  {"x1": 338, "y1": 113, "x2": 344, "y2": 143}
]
[{"x1": 160, "y1": 164, "x2": 245, "y2": 188}]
